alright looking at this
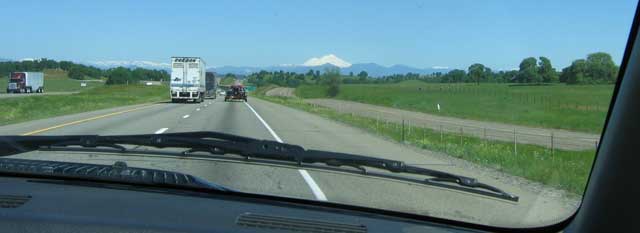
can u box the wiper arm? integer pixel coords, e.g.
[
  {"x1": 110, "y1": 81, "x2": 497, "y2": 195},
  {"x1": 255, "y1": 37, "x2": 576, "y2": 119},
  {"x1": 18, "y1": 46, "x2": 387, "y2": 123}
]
[{"x1": 0, "y1": 132, "x2": 518, "y2": 202}]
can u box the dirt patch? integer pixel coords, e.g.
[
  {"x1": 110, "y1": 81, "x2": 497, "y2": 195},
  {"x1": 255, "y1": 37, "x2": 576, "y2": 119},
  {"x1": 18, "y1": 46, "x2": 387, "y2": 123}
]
[
  {"x1": 305, "y1": 98, "x2": 600, "y2": 150},
  {"x1": 265, "y1": 87, "x2": 296, "y2": 97}
]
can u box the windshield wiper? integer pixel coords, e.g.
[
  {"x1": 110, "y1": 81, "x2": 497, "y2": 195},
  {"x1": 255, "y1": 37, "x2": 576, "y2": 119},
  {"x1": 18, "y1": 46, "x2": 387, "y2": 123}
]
[
  {"x1": 0, "y1": 158, "x2": 233, "y2": 193},
  {"x1": 0, "y1": 131, "x2": 518, "y2": 202}
]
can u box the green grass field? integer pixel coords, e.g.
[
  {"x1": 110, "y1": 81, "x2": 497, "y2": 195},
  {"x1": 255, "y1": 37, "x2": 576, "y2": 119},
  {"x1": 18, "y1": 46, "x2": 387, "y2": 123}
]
[
  {"x1": 0, "y1": 69, "x2": 105, "y2": 92},
  {"x1": 0, "y1": 84, "x2": 168, "y2": 126},
  {"x1": 257, "y1": 92, "x2": 594, "y2": 195},
  {"x1": 296, "y1": 81, "x2": 614, "y2": 133}
]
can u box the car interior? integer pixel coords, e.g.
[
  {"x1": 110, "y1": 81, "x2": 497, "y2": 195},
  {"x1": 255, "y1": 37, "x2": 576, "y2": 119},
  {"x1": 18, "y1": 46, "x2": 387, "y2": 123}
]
[{"x1": 0, "y1": 2, "x2": 639, "y2": 233}]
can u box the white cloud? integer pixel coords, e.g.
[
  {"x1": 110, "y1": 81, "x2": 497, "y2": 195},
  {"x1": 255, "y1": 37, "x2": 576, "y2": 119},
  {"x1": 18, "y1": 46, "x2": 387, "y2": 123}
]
[
  {"x1": 303, "y1": 54, "x2": 351, "y2": 68},
  {"x1": 19, "y1": 58, "x2": 36, "y2": 62},
  {"x1": 431, "y1": 66, "x2": 449, "y2": 69}
]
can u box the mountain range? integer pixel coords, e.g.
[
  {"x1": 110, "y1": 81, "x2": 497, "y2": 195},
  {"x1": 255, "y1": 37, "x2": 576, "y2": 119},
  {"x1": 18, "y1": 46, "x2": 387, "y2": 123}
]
[
  {"x1": 211, "y1": 63, "x2": 450, "y2": 77},
  {"x1": 4, "y1": 55, "x2": 451, "y2": 77}
]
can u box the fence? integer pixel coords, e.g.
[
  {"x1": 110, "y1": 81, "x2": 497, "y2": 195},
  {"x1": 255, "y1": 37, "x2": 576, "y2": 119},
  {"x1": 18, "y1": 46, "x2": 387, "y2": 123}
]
[{"x1": 309, "y1": 101, "x2": 600, "y2": 152}]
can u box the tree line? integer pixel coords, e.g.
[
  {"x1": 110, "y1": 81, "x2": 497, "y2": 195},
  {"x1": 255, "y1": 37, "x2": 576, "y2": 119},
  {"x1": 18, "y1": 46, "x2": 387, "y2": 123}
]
[
  {"x1": 246, "y1": 52, "x2": 619, "y2": 87},
  {"x1": 104, "y1": 67, "x2": 169, "y2": 85},
  {"x1": 0, "y1": 58, "x2": 103, "y2": 79},
  {"x1": 0, "y1": 58, "x2": 169, "y2": 85}
]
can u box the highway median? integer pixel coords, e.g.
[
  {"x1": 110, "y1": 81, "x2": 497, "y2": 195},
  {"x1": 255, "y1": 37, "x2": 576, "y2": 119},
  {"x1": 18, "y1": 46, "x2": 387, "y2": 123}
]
[{"x1": 0, "y1": 84, "x2": 169, "y2": 126}]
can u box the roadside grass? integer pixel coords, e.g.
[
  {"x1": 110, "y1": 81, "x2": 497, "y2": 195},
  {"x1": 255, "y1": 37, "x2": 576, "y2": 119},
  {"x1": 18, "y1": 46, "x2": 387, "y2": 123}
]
[
  {"x1": 0, "y1": 69, "x2": 105, "y2": 92},
  {"x1": 296, "y1": 82, "x2": 614, "y2": 133},
  {"x1": 256, "y1": 94, "x2": 595, "y2": 195},
  {"x1": 0, "y1": 84, "x2": 168, "y2": 126}
]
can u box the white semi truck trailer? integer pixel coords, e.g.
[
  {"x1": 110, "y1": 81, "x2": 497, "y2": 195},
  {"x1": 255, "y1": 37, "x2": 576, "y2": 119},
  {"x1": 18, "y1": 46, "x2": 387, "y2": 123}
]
[
  {"x1": 6, "y1": 72, "x2": 44, "y2": 93},
  {"x1": 170, "y1": 57, "x2": 211, "y2": 103}
]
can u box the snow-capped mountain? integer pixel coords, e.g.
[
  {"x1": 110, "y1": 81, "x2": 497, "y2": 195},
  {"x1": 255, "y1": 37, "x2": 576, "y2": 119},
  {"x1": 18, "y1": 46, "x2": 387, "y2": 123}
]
[
  {"x1": 81, "y1": 60, "x2": 171, "y2": 70},
  {"x1": 302, "y1": 54, "x2": 351, "y2": 68}
]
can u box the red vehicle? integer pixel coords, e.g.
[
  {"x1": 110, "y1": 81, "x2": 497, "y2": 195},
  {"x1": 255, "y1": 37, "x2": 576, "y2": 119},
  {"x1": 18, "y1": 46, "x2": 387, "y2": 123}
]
[{"x1": 224, "y1": 84, "x2": 247, "y2": 102}]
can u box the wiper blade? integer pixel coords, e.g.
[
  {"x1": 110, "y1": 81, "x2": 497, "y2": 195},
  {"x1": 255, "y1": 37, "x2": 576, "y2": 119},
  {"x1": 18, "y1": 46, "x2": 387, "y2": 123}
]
[
  {"x1": 0, "y1": 158, "x2": 232, "y2": 192},
  {"x1": 0, "y1": 131, "x2": 518, "y2": 202}
]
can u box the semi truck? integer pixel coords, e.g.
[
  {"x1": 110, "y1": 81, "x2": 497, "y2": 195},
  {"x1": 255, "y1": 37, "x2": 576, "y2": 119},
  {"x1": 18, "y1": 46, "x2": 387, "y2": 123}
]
[
  {"x1": 205, "y1": 72, "x2": 217, "y2": 99},
  {"x1": 170, "y1": 57, "x2": 208, "y2": 103},
  {"x1": 6, "y1": 72, "x2": 44, "y2": 93}
]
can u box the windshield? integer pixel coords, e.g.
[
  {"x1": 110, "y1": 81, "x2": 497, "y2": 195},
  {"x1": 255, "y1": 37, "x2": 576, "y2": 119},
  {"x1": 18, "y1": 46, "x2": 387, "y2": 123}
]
[{"x1": 0, "y1": 0, "x2": 635, "y2": 229}]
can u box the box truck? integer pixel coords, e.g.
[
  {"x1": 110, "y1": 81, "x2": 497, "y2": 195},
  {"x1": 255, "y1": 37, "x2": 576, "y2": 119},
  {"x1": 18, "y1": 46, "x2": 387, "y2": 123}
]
[
  {"x1": 170, "y1": 57, "x2": 207, "y2": 103},
  {"x1": 6, "y1": 72, "x2": 44, "y2": 93}
]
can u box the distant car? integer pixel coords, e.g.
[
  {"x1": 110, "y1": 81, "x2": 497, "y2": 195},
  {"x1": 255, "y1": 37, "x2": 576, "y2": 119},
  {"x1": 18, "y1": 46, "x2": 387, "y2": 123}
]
[{"x1": 224, "y1": 85, "x2": 247, "y2": 102}]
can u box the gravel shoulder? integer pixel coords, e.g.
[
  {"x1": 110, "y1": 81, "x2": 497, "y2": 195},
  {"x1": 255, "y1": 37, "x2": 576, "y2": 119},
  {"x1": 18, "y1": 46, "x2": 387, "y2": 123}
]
[
  {"x1": 305, "y1": 98, "x2": 600, "y2": 151},
  {"x1": 0, "y1": 91, "x2": 79, "y2": 99}
]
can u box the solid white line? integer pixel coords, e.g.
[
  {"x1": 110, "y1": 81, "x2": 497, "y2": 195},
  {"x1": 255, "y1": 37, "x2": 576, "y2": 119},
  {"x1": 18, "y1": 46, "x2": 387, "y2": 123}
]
[
  {"x1": 243, "y1": 102, "x2": 283, "y2": 143},
  {"x1": 154, "y1": 128, "x2": 168, "y2": 134},
  {"x1": 183, "y1": 115, "x2": 190, "y2": 119},
  {"x1": 243, "y1": 102, "x2": 328, "y2": 201},
  {"x1": 298, "y1": 170, "x2": 328, "y2": 201}
]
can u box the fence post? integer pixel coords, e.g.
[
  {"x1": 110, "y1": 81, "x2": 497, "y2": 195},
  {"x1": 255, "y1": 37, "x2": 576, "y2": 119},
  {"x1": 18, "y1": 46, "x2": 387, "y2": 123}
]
[
  {"x1": 376, "y1": 115, "x2": 379, "y2": 134},
  {"x1": 483, "y1": 128, "x2": 487, "y2": 141},
  {"x1": 551, "y1": 132, "x2": 554, "y2": 156},
  {"x1": 513, "y1": 129, "x2": 518, "y2": 156},
  {"x1": 401, "y1": 119, "x2": 405, "y2": 143},
  {"x1": 595, "y1": 140, "x2": 599, "y2": 149}
]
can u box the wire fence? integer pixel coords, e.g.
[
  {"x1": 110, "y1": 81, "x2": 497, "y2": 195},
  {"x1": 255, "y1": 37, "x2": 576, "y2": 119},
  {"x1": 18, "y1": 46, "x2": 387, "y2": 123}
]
[{"x1": 308, "y1": 101, "x2": 600, "y2": 152}]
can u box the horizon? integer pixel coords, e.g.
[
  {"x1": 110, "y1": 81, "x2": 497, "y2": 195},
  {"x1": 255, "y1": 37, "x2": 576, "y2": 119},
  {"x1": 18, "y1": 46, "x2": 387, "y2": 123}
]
[{"x1": 1, "y1": 1, "x2": 637, "y2": 70}]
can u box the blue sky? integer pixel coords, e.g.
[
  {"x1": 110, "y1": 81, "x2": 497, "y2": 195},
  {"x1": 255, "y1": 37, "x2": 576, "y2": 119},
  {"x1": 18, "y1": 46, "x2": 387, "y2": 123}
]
[{"x1": 1, "y1": 0, "x2": 637, "y2": 70}]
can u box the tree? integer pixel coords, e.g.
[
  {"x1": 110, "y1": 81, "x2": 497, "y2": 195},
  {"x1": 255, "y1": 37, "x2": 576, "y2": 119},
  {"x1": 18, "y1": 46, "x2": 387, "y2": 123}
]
[
  {"x1": 67, "y1": 67, "x2": 84, "y2": 80},
  {"x1": 467, "y1": 63, "x2": 486, "y2": 85},
  {"x1": 538, "y1": 56, "x2": 558, "y2": 83},
  {"x1": 357, "y1": 71, "x2": 368, "y2": 79},
  {"x1": 106, "y1": 67, "x2": 131, "y2": 85},
  {"x1": 585, "y1": 52, "x2": 618, "y2": 84},
  {"x1": 565, "y1": 59, "x2": 588, "y2": 84},
  {"x1": 59, "y1": 61, "x2": 73, "y2": 71},
  {"x1": 324, "y1": 68, "x2": 342, "y2": 97},
  {"x1": 560, "y1": 52, "x2": 618, "y2": 84},
  {"x1": 349, "y1": 71, "x2": 354, "y2": 77},
  {"x1": 441, "y1": 69, "x2": 466, "y2": 83},
  {"x1": 517, "y1": 57, "x2": 541, "y2": 83}
]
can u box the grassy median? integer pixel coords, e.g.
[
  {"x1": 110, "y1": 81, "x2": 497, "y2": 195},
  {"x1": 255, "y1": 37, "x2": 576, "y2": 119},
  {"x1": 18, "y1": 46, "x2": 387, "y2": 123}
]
[
  {"x1": 256, "y1": 92, "x2": 595, "y2": 195},
  {"x1": 297, "y1": 81, "x2": 614, "y2": 133},
  {"x1": 0, "y1": 84, "x2": 168, "y2": 126}
]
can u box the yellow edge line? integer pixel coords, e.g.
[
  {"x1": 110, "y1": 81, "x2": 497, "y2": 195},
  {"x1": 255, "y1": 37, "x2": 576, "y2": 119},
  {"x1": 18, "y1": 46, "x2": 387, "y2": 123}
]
[{"x1": 21, "y1": 104, "x2": 159, "y2": 136}]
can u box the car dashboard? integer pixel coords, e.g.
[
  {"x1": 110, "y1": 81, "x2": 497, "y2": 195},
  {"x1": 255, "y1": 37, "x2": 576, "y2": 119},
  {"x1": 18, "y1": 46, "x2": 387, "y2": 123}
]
[{"x1": 0, "y1": 176, "x2": 482, "y2": 233}]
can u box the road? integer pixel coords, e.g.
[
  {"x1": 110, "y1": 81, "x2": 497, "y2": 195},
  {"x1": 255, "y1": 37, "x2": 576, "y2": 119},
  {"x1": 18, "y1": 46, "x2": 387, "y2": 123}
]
[
  {"x1": 0, "y1": 91, "x2": 78, "y2": 99},
  {"x1": 0, "y1": 97, "x2": 578, "y2": 227}
]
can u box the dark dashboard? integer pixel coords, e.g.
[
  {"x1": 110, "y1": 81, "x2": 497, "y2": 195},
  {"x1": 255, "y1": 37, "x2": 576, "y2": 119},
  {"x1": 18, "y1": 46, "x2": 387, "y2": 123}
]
[{"x1": 0, "y1": 176, "x2": 478, "y2": 233}]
